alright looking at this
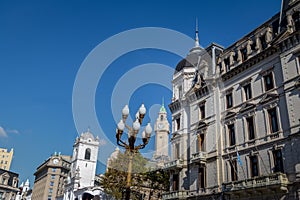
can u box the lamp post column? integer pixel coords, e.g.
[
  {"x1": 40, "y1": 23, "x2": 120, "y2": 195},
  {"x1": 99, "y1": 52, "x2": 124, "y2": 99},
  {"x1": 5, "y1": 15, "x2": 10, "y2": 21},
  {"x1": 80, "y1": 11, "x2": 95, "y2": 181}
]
[{"x1": 125, "y1": 152, "x2": 133, "y2": 200}]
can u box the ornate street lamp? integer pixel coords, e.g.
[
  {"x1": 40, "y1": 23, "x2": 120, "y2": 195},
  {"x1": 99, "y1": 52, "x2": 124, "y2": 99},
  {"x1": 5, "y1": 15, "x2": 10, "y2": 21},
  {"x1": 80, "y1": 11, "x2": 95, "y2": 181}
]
[{"x1": 116, "y1": 104, "x2": 152, "y2": 200}]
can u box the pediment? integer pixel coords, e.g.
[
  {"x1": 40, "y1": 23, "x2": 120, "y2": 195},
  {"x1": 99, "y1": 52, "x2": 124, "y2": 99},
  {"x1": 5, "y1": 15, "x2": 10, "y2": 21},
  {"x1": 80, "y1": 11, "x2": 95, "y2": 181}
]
[
  {"x1": 259, "y1": 93, "x2": 279, "y2": 104},
  {"x1": 197, "y1": 121, "x2": 207, "y2": 130},
  {"x1": 225, "y1": 111, "x2": 236, "y2": 120},
  {"x1": 239, "y1": 103, "x2": 255, "y2": 113},
  {"x1": 0, "y1": 171, "x2": 10, "y2": 178}
]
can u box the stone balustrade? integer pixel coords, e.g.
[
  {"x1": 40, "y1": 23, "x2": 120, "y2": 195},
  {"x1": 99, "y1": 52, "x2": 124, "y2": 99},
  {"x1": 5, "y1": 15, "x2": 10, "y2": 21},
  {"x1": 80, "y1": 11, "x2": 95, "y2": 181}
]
[
  {"x1": 222, "y1": 173, "x2": 288, "y2": 192},
  {"x1": 190, "y1": 151, "x2": 207, "y2": 164},
  {"x1": 163, "y1": 159, "x2": 184, "y2": 171},
  {"x1": 162, "y1": 190, "x2": 190, "y2": 200}
]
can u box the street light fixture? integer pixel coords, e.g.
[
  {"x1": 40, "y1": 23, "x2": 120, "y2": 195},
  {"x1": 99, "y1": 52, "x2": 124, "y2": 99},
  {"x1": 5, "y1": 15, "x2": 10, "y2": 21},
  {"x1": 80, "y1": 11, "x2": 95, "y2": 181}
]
[{"x1": 116, "y1": 104, "x2": 152, "y2": 200}]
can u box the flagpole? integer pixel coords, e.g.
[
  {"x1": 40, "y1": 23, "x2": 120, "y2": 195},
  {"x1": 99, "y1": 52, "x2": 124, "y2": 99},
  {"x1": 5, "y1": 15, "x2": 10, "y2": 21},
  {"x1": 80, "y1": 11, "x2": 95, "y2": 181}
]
[{"x1": 278, "y1": 0, "x2": 284, "y2": 33}]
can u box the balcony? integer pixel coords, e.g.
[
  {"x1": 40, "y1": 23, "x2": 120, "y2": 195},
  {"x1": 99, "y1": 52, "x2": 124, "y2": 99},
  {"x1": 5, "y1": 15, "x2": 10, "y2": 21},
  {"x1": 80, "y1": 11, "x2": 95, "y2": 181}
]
[
  {"x1": 222, "y1": 173, "x2": 288, "y2": 193},
  {"x1": 163, "y1": 159, "x2": 184, "y2": 171},
  {"x1": 162, "y1": 190, "x2": 189, "y2": 200},
  {"x1": 190, "y1": 151, "x2": 207, "y2": 165}
]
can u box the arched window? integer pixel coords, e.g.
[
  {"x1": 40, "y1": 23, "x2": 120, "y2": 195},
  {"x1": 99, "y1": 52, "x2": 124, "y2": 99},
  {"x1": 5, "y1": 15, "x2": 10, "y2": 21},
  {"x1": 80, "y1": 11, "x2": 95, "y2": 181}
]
[{"x1": 84, "y1": 148, "x2": 91, "y2": 160}]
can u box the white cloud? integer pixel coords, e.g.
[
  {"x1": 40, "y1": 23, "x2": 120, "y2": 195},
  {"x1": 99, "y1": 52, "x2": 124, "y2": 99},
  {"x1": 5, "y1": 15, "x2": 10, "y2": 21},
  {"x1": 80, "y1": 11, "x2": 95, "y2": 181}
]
[
  {"x1": 0, "y1": 127, "x2": 8, "y2": 137},
  {"x1": 7, "y1": 129, "x2": 19, "y2": 134}
]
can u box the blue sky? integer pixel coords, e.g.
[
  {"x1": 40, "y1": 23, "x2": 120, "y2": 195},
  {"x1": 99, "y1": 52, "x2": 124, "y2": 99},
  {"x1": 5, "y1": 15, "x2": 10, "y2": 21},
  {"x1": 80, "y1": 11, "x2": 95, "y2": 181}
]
[{"x1": 0, "y1": 1, "x2": 280, "y2": 185}]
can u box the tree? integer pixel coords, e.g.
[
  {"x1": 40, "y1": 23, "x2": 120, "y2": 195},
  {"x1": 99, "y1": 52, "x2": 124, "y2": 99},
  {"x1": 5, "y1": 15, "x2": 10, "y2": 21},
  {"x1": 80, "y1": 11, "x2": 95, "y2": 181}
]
[
  {"x1": 100, "y1": 151, "x2": 170, "y2": 200},
  {"x1": 100, "y1": 151, "x2": 147, "y2": 200}
]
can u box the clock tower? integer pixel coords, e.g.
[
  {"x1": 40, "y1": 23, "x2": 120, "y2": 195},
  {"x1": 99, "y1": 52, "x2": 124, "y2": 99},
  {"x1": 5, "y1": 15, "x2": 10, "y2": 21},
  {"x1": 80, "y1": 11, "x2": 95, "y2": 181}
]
[{"x1": 153, "y1": 101, "x2": 170, "y2": 162}]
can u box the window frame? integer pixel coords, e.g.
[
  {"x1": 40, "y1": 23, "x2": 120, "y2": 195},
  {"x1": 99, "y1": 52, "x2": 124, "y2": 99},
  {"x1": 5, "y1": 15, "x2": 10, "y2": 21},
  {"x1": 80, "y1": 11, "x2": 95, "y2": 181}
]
[
  {"x1": 243, "y1": 83, "x2": 252, "y2": 101},
  {"x1": 246, "y1": 116, "x2": 256, "y2": 140},
  {"x1": 227, "y1": 124, "x2": 236, "y2": 146},
  {"x1": 273, "y1": 149, "x2": 284, "y2": 173},
  {"x1": 263, "y1": 72, "x2": 275, "y2": 91},
  {"x1": 230, "y1": 159, "x2": 238, "y2": 181},
  {"x1": 268, "y1": 107, "x2": 279, "y2": 133},
  {"x1": 226, "y1": 92, "x2": 233, "y2": 109},
  {"x1": 250, "y1": 155, "x2": 259, "y2": 177}
]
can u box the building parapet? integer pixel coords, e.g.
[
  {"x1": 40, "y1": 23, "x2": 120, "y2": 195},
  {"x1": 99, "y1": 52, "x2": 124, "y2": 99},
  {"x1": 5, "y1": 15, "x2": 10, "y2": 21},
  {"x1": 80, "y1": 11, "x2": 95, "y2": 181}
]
[
  {"x1": 163, "y1": 159, "x2": 185, "y2": 171},
  {"x1": 162, "y1": 190, "x2": 189, "y2": 200},
  {"x1": 190, "y1": 151, "x2": 207, "y2": 165},
  {"x1": 222, "y1": 173, "x2": 288, "y2": 192}
]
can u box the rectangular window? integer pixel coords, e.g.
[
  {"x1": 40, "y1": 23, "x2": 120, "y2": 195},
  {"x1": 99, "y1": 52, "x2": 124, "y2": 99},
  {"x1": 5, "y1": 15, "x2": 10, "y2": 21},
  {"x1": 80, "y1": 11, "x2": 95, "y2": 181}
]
[
  {"x1": 273, "y1": 150, "x2": 284, "y2": 173},
  {"x1": 178, "y1": 86, "x2": 182, "y2": 99},
  {"x1": 243, "y1": 83, "x2": 252, "y2": 100},
  {"x1": 51, "y1": 175, "x2": 55, "y2": 179},
  {"x1": 175, "y1": 118, "x2": 180, "y2": 131},
  {"x1": 172, "y1": 174, "x2": 179, "y2": 191},
  {"x1": 199, "y1": 104, "x2": 205, "y2": 120},
  {"x1": 228, "y1": 124, "x2": 236, "y2": 146},
  {"x1": 268, "y1": 108, "x2": 279, "y2": 133},
  {"x1": 50, "y1": 181, "x2": 54, "y2": 187},
  {"x1": 52, "y1": 168, "x2": 56, "y2": 172},
  {"x1": 226, "y1": 93, "x2": 233, "y2": 109},
  {"x1": 264, "y1": 73, "x2": 274, "y2": 91},
  {"x1": 198, "y1": 167, "x2": 206, "y2": 189},
  {"x1": 197, "y1": 133, "x2": 205, "y2": 152},
  {"x1": 49, "y1": 188, "x2": 53, "y2": 194},
  {"x1": 230, "y1": 159, "x2": 238, "y2": 181},
  {"x1": 175, "y1": 143, "x2": 180, "y2": 159},
  {"x1": 250, "y1": 155, "x2": 259, "y2": 177},
  {"x1": 246, "y1": 116, "x2": 255, "y2": 140}
]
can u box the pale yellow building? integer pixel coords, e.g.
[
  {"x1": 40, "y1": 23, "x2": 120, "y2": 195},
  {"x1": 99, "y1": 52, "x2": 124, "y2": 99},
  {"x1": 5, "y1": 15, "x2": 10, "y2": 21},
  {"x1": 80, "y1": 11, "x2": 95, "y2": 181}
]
[{"x1": 0, "y1": 148, "x2": 13, "y2": 170}]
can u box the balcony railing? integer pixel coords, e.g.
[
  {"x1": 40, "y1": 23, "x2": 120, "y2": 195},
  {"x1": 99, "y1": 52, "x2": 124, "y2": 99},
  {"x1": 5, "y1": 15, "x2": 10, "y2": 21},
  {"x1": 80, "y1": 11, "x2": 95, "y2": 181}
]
[
  {"x1": 163, "y1": 159, "x2": 184, "y2": 171},
  {"x1": 222, "y1": 173, "x2": 288, "y2": 192},
  {"x1": 162, "y1": 190, "x2": 189, "y2": 200},
  {"x1": 190, "y1": 151, "x2": 207, "y2": 164}
]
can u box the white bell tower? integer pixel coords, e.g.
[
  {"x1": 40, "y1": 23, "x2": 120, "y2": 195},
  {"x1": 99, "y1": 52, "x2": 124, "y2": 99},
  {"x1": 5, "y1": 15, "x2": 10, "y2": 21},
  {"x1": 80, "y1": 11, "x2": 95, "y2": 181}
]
[{"x1": 71, "y1": 129, "x2": 99, "y2": 188}]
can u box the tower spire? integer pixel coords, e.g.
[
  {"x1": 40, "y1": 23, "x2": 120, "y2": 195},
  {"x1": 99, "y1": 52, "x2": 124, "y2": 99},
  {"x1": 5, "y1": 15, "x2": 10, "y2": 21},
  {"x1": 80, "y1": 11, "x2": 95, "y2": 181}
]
[
  {"x1": 160, "y1": 97, "x2": 166, "y2": 113},
  {"x1": 195, "y1": 18, "x2": 200, "y2": 47}
]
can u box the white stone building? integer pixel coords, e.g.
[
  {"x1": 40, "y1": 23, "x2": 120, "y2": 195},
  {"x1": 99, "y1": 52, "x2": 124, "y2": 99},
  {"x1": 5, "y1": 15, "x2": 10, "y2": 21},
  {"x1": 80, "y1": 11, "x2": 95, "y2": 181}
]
[
  {"x1": 163, "y1": 0, "x2": 300, "y2": 199},
  {"x1": 62, "y1": 130, "x2": 100, "y2": 200}
]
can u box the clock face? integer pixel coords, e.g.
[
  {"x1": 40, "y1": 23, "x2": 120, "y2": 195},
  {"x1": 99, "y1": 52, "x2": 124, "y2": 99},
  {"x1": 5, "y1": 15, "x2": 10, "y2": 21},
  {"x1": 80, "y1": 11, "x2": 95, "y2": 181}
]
[
  {"x1": 158, "y1": 123, "x2": 165, "y2": 130},
  {"x1": 53, "y1": 158, "x2": 59, "y2": 165}
]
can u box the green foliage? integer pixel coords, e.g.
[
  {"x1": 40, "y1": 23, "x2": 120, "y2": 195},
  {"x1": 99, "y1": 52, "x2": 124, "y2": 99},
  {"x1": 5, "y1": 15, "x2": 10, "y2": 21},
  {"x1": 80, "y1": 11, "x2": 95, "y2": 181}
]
[{"x1": 100, "y1": 151, "x2": 170, "y2": 200}]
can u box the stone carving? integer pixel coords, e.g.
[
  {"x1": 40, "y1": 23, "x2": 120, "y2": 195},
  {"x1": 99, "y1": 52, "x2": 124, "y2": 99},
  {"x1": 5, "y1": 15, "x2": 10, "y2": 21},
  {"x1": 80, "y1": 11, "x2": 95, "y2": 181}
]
[
  {"x1": 236, "y1": 49, "x2": 242, "y2": 64},
  {"x1": 246, "y1": 39, "x2": 253, "y2": 56},
  {"x1": 255, "y1": 36, "x2": 262, "y2": 52},
  {"x1": 229, "y1": 51, "x2": 235, "y2": 66},
  {"x1": 287, "y1": 14, "x2": 295, "y2": 32},
  {"x1": 265, "y1": 27, "x2": 273, "y2": 46}
]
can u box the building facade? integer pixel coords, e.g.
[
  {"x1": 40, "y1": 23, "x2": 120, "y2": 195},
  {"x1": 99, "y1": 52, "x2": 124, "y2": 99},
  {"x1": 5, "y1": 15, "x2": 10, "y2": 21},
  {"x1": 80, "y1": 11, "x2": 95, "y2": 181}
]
[
  {"x1": 63, "y1": 130, "x2": 100, "y2": 200},
  {"x1": 163, "y1": 0, "x2": 300, "y2": 199},
  {"x1": 0, "y1": 148, "x2": 14, "y2": 171},
  {"x1": 31, "y1": 153, "x2": 71, "y2": 200},
  {"x1": 0, "y1": 169, "x2": 19, "y2": 200}
]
